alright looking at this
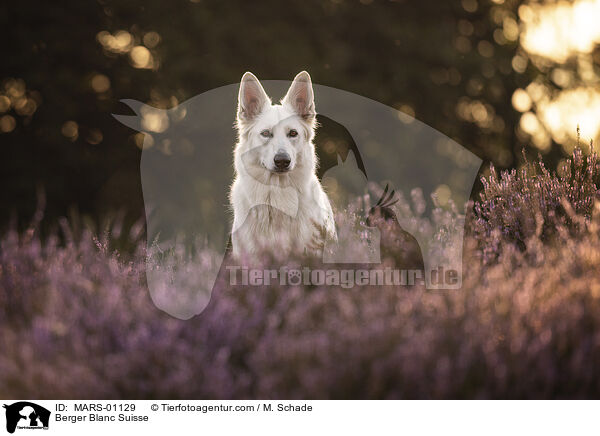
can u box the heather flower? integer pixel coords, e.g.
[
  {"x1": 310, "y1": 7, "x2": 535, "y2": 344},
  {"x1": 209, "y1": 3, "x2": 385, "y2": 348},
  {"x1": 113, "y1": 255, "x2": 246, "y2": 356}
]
[{"x1": 2, "y1": 148, "x2": 600, "y2": 399}]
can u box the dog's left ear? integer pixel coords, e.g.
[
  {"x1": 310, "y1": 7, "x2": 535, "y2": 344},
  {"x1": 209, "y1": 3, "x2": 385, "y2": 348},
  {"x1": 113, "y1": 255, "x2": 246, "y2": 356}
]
[
  {"x1": 282, "y1": 71, "x2": 316, "y2": 120},
  {"x1": 238, "y1": 72, "x2": 270, "y2": 123}
]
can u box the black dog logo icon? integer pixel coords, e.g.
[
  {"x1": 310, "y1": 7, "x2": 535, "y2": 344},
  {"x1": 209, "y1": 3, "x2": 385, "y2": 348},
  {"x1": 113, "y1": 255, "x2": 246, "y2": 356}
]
[{"x1": 3, "y1": 402, "x2": 50, "y2": 434}]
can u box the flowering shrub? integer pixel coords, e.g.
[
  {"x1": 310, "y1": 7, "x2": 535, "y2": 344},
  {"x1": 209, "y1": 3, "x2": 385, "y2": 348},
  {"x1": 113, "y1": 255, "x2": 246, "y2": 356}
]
[
  {"x1": 2, "y1": 149, "x2": 600, "y2": 399},
  {"x1": 472, "y1": 147, "x2": 599, "y2": 262}
]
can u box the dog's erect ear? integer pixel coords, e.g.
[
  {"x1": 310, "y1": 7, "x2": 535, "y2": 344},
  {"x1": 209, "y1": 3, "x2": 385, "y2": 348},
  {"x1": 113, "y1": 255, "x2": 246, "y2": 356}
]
[
  {"x1": 282, "y1": 71, "x2": 315, "y2": 120},
  {"x1": 238, "y1": 72, "x2": 270, "y2": 122}
]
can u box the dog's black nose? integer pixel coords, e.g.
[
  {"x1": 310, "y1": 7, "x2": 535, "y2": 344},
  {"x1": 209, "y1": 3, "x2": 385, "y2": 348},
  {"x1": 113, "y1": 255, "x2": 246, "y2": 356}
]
[{"x1": 274, "y1": 153, "x2": 291, "y2": 170}]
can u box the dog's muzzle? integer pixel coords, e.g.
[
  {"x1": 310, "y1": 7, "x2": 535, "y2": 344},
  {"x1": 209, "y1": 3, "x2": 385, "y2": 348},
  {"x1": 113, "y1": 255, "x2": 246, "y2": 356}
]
[{"x1": 273, "y1": 152, "x2": 291, "y2": 172}]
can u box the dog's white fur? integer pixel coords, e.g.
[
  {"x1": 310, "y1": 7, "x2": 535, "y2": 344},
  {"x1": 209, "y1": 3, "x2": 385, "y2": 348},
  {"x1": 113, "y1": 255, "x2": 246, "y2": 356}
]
[{"x1": 230, "y1": 71, "x2": 336, "y2": 258}]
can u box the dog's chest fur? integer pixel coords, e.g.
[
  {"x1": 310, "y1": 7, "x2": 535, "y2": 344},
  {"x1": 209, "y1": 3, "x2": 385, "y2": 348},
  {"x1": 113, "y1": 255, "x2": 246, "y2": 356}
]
[{"x1": 231, "y1": 174, "x2": 330, "y2": 256}]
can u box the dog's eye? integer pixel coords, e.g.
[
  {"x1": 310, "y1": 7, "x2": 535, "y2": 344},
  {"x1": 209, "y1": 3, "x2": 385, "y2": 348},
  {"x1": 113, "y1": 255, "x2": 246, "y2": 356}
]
[
  {"x1": 288, "y1": 129, "x2": 298, "y2": 138},
  {"x1": 260, "y1": 129, "x2": 271, "y2": 138}
]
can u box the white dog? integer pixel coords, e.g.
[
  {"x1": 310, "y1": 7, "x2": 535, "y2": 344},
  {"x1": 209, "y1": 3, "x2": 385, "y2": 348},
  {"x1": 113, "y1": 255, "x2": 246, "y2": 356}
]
[{"x1": 229, "y1": 71, "x2": 336, "y2": 259}]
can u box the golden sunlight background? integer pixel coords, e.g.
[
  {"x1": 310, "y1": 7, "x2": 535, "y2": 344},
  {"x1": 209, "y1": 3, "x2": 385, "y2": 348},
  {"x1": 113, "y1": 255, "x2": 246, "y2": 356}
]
[
  {"x1": 2, "y1": 0, "x2": 600, "y2": 228},
  {"x1": 86, "y1": 0, "x2": 600, "y2": 160},
  {"x1": 515, "y1": 0, "x2": 600, "y2": 152}
]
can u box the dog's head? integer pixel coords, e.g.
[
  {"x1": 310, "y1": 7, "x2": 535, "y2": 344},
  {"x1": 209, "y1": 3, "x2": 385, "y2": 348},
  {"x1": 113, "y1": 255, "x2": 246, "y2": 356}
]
[{"x1": 235, "y1": 71, "x2": 317, "y2": 183}]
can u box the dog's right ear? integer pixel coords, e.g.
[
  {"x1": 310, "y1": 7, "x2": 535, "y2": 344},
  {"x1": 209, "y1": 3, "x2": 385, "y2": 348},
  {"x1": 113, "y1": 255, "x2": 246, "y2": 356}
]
[{"x1": 237, "y1": 72, "x2": 270, "y2": 123}]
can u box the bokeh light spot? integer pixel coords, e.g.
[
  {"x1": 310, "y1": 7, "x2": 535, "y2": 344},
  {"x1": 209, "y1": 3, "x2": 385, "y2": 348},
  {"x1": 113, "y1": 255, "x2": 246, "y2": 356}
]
[
  {"x1": 91, "y1": 74, "x2": 111, "y2": 93},
  {"x1": 143, "y1": 31, "x2": 161, "y2": 48},
  {"x1": 0, "y1": 115, "x2": 16, "y2": 133},
  {"x1": 520, "y1": 112, "x2": 540, "y2": 135},
  {"x1": 461, "y1": 0, "x2": 478, "y2": 13},
  {"x1": 134, "y1": 132, "x2": 154, "y2": 150},
  {"x1": 130, "y1": 46, "x2": 153, "y2": 69},
  {"x1": 477, "y1": 40, "x2": 494, "y2": 58},
  {"x1": 512, "y1": 89, "x2": 532, "y2": 112},
  {"x1": 86, "y1": 128, "x2": 103, "y2": 145},
  {"x1": 0, "y1": 95, "x2": 10, "y2": 113},
  {"x1": 61, "y1": 120, "x2": 79, "y2": 140}
]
